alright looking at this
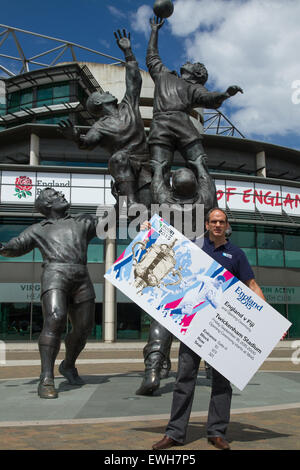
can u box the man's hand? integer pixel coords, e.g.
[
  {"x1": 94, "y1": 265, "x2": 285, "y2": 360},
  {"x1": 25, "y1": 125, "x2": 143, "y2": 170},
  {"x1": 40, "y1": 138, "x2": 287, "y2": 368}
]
[
  {"x1": 114, "y1": 29, "x2": 131, "y2": 52},
  {"x1": 226, "y1": 85, "x2": 243, "y2": 97},
  {"x1": 150, "y1": 16, "x2": 165, "y2": 31},
  {"x1": 58, "y1": 120, "x2": 81, "y2": 143}
]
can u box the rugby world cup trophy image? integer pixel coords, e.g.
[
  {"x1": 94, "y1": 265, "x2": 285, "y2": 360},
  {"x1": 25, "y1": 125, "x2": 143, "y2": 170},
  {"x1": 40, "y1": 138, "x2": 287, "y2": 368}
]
[
  {"x1": 132, "y1": 237, "x2": 182, "y2": 294},
  {"x1": 153, "y1": 0, "x2": 174, "y2": 18}
]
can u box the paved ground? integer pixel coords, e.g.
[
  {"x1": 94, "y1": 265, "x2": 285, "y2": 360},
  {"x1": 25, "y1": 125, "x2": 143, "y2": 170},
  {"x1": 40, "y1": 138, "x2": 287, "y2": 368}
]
[{"x1": 0, "y1": 340, "x2": 300, "y2": 451}]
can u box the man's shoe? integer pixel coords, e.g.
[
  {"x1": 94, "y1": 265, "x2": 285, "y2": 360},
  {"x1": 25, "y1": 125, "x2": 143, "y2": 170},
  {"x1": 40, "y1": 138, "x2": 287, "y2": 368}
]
[
  {"x1": 152, "y1": 435, "x2": 181, "y2": 450},
  {"x1": 136, "y1": 369, "x2": 160, "y2": 395},
  {"x1": 59, "y1": 360, "x2": 84, "y2": 385},
  {"x1": 38, "y1": 378, "x2": 58, "y2": 399},
  {"x1": 208, "y1": 436, "x2": 230, "y2": 450}
]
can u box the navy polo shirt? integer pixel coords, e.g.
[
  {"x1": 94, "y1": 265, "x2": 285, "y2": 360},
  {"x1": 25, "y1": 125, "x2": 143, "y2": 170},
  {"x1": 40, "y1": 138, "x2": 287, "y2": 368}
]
[{"x1": 195, "y1": 237, "x2": 255, "y2": 282}]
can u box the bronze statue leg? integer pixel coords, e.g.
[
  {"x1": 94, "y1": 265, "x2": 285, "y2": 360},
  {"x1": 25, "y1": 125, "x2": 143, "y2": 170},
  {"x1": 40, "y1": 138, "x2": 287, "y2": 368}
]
[
  {"x1": 181, "y1": 141, "x2": 208, "y2": 177},
  {"x1": 150, "y1": 145, "x2": 174, "y2": 185},
  {"x1": 136, "y1": 319, "x2": 173, "y2": 396},
  {"x1": 108, "y1": 151, "x2": 137, "y2": 205},
  {"x1": 59, "y1": 300, "x2": 95, "y2": 385},
  {"x1": 38, "y1": 289, "x2": 68, "y2": 398}
]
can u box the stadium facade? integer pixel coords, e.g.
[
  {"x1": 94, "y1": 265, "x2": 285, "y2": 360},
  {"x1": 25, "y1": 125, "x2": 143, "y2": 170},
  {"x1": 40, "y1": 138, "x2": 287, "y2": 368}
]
[{"x1": 0, "y1": 25, "x2": 300, "y2": 342}]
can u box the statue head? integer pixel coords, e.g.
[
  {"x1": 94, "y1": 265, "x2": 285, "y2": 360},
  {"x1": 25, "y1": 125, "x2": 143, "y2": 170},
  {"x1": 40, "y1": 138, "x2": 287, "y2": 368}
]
[
  {"x1": 35, "y1": 188, "x2": 70, "y2": 217},
  {"x1": 172, "y1": 168, "x2": 197, "y2": 198},
  {"x1": 180, "y1": 61, "x2": 208, "y2": 85},
  {"x1": 86, "y1": 91, "x2": 118, "y2": 117}
]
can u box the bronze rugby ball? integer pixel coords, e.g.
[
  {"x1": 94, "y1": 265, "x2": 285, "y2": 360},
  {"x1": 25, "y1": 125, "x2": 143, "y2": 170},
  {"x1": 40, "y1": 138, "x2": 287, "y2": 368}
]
[{"x1": 153, "y1": 0, "x2": 174, "y2": 19}]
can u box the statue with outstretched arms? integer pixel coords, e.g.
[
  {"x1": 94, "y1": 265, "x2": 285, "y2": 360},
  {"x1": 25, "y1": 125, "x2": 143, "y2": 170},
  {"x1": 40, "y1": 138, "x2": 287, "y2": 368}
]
[
  {"x1": 0, "y1": 188, "x2": 100, "y2": 399},
  {"x1": 146, "y1": 17, "x2": 243, "y2": 181},
  {"x1": 59, "y1": 30, "x2": 151, "y2": 209}
]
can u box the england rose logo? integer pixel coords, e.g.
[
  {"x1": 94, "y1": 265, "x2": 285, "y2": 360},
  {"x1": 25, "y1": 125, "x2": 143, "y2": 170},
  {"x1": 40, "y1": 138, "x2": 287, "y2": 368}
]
[{"x1": 14, "y1": 176, "x2": 33, "y2": 199}]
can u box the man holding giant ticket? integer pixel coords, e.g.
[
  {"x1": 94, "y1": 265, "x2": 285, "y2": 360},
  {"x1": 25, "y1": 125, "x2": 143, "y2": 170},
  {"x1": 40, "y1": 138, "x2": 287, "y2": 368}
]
[{"x1": 105, "y1": 209, "x2": 291, "y2": 450}]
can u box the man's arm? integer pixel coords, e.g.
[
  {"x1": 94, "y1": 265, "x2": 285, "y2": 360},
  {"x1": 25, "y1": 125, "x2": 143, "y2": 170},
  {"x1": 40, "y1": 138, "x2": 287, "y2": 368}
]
[
  {"x1": 193, "y1": 85, "x2": 243, "y2": 110},
  {"x1": 0, "y1": 229, "x2": 35, "y2": 258},
  {"x1": 114, "y1": 29, "x2": 142, "y2": 102},
  {"x1": 58, "y1": 120, "x2": 102, "y2": 151},
  {"x1": 245, "y1": 278, "x2": 266, "y2": 301},
  {"x1": 146, "y1": 17, "x2": 170, "y2": 79}
]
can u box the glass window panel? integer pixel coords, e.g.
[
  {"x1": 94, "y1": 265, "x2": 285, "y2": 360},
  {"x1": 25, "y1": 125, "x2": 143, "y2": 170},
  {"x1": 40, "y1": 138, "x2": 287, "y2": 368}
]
[
  {"x1": 37, "y1": 86, "x2": 52, "y2": 106},
  {"x1": 285, "y1": 234, "x2": 300, "y2": 251},
  {"x1": 33, "y1": 248, "x2": 43, "y2": 263},
  {"x1": 241, "y1": 248, "x2": 257, "y2": 266},
  {"x1": 20, "y1": 90, "x2": 33, "y2": 108},
  {"x1": 37, "y1": 86, "x2": 52, "y2": 99},
  {"x1": 0, "y1": 219, "x2": 40, "y2": 262},
  {"x1": 31, "y1": 303, "x2": 43, "y2": 339},
  {"x1": 117, "y1": 245, "x2": 128, "y2": 258},
  {"x1": 8, "y1": 91, "x2": 20, "y2": 112},
  {"x1": 90, "y1": 303, "x2": 102, "y2": 339},
  {"x1": 53, "y1": 97, "x2": 68, "y2": 105},
  {"x1": 257, "y1": 249, "x2": 284, "y2": 267},
  {"x1": 0, "y1": 224, "x2": 31, "y2": 242},
  {"x1": 257, "y1": 232, "x2": 283, "y2": 250},
  {"x1": 270, "y1": 303, "x2": 287, "y2": 317},
  {"x1": 287, "y1": 305, "x2": 300, "y2": 338},
  {"x1": 117, "y1": 302, "x2": 141, "y2": 340},
  {"x1": 285, "y1": 251, "x2": 300, "y2": 268},
  {"x1": 78, "y1": 86, "x2": 88, "y2": 104},
  {"x1": 53, "y1": 83, "x2": 69, "y2": 98},
  {"x1": 140, "y1": 311, "x2": 151, "y2": 340},
  {"x1": 87, "y1": 244, "x2": 104, "y2": 263},
  {"x1": 0, "y1": 302, "x2": 31, "y2": 340},
  {"x1": 230, "y1": 228, "x2": 256, "y2": 248},
  {"x1": 0, "y1": 252, "x2": 34, "y2": 262}
]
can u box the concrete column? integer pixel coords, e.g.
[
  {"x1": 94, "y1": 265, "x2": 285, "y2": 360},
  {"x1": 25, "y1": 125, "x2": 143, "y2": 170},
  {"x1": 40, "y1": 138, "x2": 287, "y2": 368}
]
[
  {"x1": 256, "y1": 150, "x2": 266, "y2": 177},
  {"x1": 30, "y1": 133, "x2": 40, "y2": 166},
  {"x1": 104, "y1": 232, "x2": 116, "y2": 343}
]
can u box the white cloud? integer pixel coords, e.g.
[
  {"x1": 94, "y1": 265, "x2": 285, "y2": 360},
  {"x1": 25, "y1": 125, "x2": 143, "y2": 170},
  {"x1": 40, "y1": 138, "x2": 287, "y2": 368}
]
[
  {"x1": 130, "y1": 5, "x2": 153, "y2": 37},
  {"x1": 107, "y1": 5, "x2": 126, "y2": 19},
  {"x1": 167, "y1": 0, "x2": 300, "y2": 139}
]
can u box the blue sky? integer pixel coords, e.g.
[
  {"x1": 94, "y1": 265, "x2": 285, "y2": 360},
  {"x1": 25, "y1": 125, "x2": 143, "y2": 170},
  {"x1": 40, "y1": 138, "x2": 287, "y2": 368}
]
[{"x1": 1, "y1": 0, "x2": 300, "y2": 151}]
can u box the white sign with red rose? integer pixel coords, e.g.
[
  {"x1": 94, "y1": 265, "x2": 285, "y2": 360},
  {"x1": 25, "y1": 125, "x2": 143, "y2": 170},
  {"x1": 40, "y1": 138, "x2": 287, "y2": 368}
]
[{"x1": 1, "y1": 172, "x2": 36, "y2": 203}]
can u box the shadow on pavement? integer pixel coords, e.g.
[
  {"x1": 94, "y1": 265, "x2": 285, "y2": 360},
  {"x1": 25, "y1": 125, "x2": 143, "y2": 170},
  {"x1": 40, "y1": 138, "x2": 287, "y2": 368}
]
[{"x1": 135, "y1": 420, "x2": 291, "y2": 446}]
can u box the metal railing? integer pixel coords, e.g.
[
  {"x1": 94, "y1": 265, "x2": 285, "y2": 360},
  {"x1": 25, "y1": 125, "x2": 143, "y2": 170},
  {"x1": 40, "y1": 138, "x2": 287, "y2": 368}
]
[
  {"x1": 203, "y1": 110, "x2": 245, "y2": 138},
  {"x1": 0, "y1": 24, "x2": 124, "y2": 77}
]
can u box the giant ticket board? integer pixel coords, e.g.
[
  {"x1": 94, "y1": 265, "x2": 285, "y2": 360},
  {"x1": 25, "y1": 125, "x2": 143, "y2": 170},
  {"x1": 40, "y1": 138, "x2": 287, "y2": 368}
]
[{"x1": 105, "y1": 214, "x2": 291, "y2": 390}]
